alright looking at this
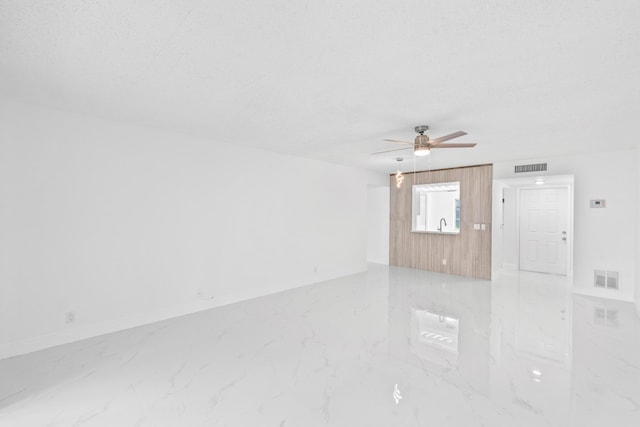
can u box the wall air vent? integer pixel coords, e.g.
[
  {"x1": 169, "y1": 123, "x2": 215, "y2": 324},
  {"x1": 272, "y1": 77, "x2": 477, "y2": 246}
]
[
  {"x1": 514, "y1": 163, "x2": 547, "y2": 173},
  {"x1": 606, "y1": 271, "x2": 619, "y2": 290},
  {"x1": 594, "y1": 270, "x2": 619, "y2": 290},
  {"x1": 594, "y1": 270, "x2": 606, "y2": 288}
]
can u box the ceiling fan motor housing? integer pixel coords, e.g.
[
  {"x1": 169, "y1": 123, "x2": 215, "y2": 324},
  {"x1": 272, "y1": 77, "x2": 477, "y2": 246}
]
[{"x1": 415, "y1": 134, "x2": 430, "y2": 148}]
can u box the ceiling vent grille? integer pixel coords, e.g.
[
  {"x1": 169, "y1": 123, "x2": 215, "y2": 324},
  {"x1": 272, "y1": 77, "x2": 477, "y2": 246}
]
[{"x1": 514, "y1": 163, "x2": 547, "y2": 173}]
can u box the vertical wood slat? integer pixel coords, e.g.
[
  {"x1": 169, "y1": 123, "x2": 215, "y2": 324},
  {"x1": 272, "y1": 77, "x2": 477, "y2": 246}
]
[{"x1": 389, "y1": 164, "x2": 492, "y2": 280}]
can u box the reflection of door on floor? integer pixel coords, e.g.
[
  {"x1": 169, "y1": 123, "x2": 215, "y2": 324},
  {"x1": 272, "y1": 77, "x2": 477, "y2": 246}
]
[{"x1": 519, "y1": 188, "x2": 569, "y2": 275}]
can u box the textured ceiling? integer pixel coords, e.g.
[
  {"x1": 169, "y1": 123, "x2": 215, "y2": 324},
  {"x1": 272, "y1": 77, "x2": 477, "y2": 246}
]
[{"x1": 1, "y1": 0, "x2": 639, "y2": 173}]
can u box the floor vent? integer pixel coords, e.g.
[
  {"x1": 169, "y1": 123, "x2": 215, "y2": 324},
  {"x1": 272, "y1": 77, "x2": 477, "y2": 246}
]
[
  {"x1": 514, "y1": 163, "x2": 547, "y2": 173},
  {"x1": 594, "y1": 270, "x2": 619, "y2": 290}
]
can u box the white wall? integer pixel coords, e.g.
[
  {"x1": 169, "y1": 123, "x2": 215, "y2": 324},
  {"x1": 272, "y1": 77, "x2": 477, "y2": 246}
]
[
  {"x1": 494, "y1": 149, "x2": 638, "y2": 302},
  {"x1": 491, "y1": 181, "x2": 506, "y2": 274},
  {"x1": 501, "y1": 187, "x2": 519, "y2": 270},
  {"x1": 366, "y1": 185, "x2": 389, "y2": 265},
  {"x1": 0, "y1": 98, "x2": 386, "y2": 359},
  {"x1": 637, "y1": 147, "x2": 640, "y2": 313}
]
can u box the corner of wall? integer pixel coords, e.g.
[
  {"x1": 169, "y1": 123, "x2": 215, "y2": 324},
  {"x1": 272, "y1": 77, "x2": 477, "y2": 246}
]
[
  {"x1": 0, "y1": 99, "x2": 379, "y2": 360},
  {"x1": 636, "y1": 146, "x2": 640, "y2": 314},
  {"x1": 366, "y1": 185, "x2": 390, "y2": 265},
  {"x1": 496, "y1": 151, "x2": 637, "y2": 302},
  {"x1": 491, "y1": 181, "x2": 505, "y2": 275}
]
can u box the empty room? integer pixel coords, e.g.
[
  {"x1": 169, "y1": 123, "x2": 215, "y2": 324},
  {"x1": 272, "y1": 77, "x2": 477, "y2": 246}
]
[{"x1": 1, "y1": 1, "x2": 639, "y2": 426}]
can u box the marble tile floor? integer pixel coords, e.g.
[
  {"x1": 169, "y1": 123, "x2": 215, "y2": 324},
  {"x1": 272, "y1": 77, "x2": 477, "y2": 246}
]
[{"x1": 1, "y1": 265, "x2": 639, "y2": 426}]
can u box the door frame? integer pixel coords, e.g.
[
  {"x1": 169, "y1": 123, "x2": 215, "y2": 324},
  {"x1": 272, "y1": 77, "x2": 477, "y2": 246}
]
[
  {"x1": 516, "y1": 184, "x2": 574, "y2": 276},
  {"x1": 492, "y1": 174, "x2": 574, "y2": 277}
]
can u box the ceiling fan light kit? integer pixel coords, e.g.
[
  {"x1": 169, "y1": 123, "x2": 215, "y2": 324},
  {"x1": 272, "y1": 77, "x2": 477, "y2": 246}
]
[{"x1": 414, "y1": 147, "x2": 430, "y2": 156}]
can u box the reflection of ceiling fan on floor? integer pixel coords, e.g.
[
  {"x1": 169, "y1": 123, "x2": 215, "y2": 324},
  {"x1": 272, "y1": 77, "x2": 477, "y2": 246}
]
[{"x1": 374, "y1": 125, "x2": 476, "y2": 156}]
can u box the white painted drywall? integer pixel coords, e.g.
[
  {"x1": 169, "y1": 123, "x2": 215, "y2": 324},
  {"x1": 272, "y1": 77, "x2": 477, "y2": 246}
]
[
  {"x1": 366, "y1": 185, "x2": 389, "y2": 265},
  {"x1": 494, "y1": 149, "x2": 638, "y2": 302},
  {"x1": 637, "y1": 147, "x2": 640, "y2": 314},
  {"x1": 491, "y1": 181, "x2": 505, "y2": 274},
  {"x1": 0, "y1": 98, "x2": 386, "y2": 359},
  {"x1": 501, "y1": 187, "x2": 519, "y2": 271}
]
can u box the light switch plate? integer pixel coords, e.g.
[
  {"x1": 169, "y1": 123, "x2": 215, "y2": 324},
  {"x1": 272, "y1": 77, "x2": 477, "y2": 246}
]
[
  {"x1": 590, "y1": 199, "x2": 606, "y2": 208},
  {"x1": 473, "y1": 224, "x2": 480, "y2": 230}
]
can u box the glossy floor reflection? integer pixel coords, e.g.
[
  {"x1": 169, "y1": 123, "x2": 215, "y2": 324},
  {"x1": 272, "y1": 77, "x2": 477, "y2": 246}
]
[{"x1": 1, "y1": 265, "x2": 639, "y2": 426}]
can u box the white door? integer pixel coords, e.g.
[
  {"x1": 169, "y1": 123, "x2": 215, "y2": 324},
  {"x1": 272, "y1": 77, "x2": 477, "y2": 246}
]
[{"x1": 519, "y1": 187, "x2": 569, "y2": 275}]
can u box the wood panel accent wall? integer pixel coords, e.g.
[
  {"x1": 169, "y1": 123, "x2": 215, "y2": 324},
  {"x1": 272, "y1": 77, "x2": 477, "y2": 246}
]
[{"x1": 389, "y1": 164, "x2": 493, "y2": 280}]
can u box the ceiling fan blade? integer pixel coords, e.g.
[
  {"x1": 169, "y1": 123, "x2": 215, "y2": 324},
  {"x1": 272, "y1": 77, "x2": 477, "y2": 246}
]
[
  {"x1": 383, "y1": 139, "x2": 413, "y2": 145},
  {"x1": 372, "y1": 147, "x2": 413, "y2": 155},
  {"x1": 429, "y1": 131, "x2": 467, "y2": 145},
  {"x1": 431, "y1": 143, "x2": 477, "y2": 148}
]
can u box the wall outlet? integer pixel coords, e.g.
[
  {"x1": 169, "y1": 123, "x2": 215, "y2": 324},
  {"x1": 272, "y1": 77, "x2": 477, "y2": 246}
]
[
  {"x1": 65, "y1": 311, "x2": 75, "y2": 324},
  {"x1": 442, "y1": 259, "x2": 447, "y2": 265}
]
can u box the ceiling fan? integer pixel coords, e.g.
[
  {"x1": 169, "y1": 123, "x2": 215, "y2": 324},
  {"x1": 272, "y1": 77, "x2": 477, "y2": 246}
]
[{"x1": 374, "y1": 125, "x2": 476, "y2": 156}]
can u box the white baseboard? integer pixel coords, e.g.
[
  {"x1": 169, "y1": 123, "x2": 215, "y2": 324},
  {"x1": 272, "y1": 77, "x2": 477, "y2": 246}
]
[
  {"x1": 572, "y1": 287, "x2": 634, "y2": 303},
  {"x1": 0, "y1": 265, "x2": 366, "y2": 361},
  {"x1": 0, "y1": 299, "x2": 220, "y2": 361}
]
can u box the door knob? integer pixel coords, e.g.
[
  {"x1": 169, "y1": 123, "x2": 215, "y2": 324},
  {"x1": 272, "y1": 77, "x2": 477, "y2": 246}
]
[{"x1": 562, "y1": 237, "x2": 567, "y2": 241}]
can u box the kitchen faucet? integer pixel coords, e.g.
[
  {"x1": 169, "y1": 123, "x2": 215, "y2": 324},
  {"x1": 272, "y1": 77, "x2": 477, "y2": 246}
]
[{"x1": 438, "y1": 217, "x2": 447, "y2": 232}]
